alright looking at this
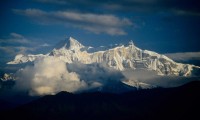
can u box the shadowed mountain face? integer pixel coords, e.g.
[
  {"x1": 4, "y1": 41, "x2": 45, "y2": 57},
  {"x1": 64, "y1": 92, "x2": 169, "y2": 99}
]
[{"x1": 1, "y1": 81, "x2": 200, "y2": 120}]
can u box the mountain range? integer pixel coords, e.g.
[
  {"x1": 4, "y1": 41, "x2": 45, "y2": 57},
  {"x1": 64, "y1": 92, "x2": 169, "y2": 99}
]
[
  {"x1": 7, "y1": 37, "x2": 200, "y2": 76},
  {"x1": 1, "y1": 37, "x2": 199, "y2": 92},
  {"x1": 1, "y1": 37, "x2": 200, "y2": 119}
]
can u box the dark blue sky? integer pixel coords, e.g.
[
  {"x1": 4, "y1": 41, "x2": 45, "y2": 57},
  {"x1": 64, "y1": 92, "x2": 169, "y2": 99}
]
[{"x1": 0, "y1": 0, "x2": 200, "y2": 64}]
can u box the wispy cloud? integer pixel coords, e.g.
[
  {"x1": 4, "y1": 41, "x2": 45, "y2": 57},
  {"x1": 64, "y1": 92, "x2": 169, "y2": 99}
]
[
  {"x1": 171, "y1": 9, "x2": 200, "y2": 16},
  {"x1": 0, "y1": 33, "x2": 31, "y2": 45},
  {"x1": 35, "y1": 0, "x2": 68, "y2": 4},
  {"x1": 40, "y1": 43, "x2": 51, "y2": 47},
  {"x1": 106, "y1": 0, "x2": 200, "y2": 16},
  {"x1": 0, "y1": 46, "x2": 16, "y2": 55},
  {"x1": 10, "y1": 33, "x2": 24, "y2": 39},
  {"x1": 0, "y1": 33, "x2": 49, "y2": 56},
  {"x1": 13, "y1": 9, "x2": 133, "y2": 35},
  {"x1": 34, "y1": 0, "x2": 200, "y2": 16},
  {"x1": 0, "y1": 46, "x2": 35, "y2": 55},
  {"x1": 165, "y1": 52, "x2": 200, "y2": 61},
  {"x1": 0, "y1": 33, "x2": 34, "y2": 55}
]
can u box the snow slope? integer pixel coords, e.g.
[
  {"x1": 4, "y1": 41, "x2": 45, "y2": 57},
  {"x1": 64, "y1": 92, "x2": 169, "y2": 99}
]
[{"x1": 8, "y1": 37, "x2": 200, "y2": 77}]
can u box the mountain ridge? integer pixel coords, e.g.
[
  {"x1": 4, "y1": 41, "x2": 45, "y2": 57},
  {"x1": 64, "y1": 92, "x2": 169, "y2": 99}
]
[{"x1": 7, "y1": 36, "x2": 200, "y2": 77}]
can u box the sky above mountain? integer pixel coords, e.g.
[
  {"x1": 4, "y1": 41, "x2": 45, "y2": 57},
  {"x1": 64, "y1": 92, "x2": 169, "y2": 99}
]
[{"x1": 0, "y1": 0, "x2": 200, "y2": 65}]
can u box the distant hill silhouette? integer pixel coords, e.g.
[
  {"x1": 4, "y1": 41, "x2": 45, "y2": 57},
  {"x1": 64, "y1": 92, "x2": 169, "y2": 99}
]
[{"x1": 1, "y1": 81, "x2": 200, "y2": 120}]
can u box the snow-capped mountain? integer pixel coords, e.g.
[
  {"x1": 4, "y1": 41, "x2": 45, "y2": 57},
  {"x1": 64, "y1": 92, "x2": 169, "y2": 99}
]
[
  {"x1": 8, "y1": 37, "x2": 200, "y2": 77},
  {"x1": 0, "y1": 73, "x2": 16, "y2": 81}
]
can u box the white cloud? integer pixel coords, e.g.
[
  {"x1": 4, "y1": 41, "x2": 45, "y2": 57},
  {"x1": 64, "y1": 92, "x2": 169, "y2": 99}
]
[
  {"x1": 15, "y1": 57, "x2": 101, "y2": 96},
  {"x1": 67, "y1": 62, "x2": 124, "y2": 84},
  {"x1": 6, "y1": 56, "x2": 200, "y2": 96},
  {"x1": 122, "y1": 69, "x2": 200, "y2": 88},
  {"x1": 165, "y1": 52, "x2": 200, "y2": 61},
  {"x1": 14, "y1": 58, "x2": 128, "y2": 96},
  {"x1": 13, "y1": 9, "x2": 133, "y2": 35},
  {"x1": 40, "y1": 43, "x2": 51, "y2": 47}
]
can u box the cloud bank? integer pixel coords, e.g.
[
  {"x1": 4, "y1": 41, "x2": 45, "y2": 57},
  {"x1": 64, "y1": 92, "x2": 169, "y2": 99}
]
[
  {"x1": 4, "y1": 55, "x2": 199, "y2": 96},
  {"x1": 14, "y1": 58, "x2": 128, "y2": 96},
  {"x1": 67, "y1": 62, "x2": 125, "y2": 85},
  {"x1": 15, "y1": 57, "x2": 92, "y2": 96},
  {"x1": 122, "y1": 69, "x2": 200, "y2": 88},
  {"x1": 165, "y1": 52, "x2": 200, "y2": 61},
  {"x1": 13, "y1": 9, "x2": 132, "y2": 35},
  {"x1": 14, "y1": 57, "x2": 200, "y2": 96}
]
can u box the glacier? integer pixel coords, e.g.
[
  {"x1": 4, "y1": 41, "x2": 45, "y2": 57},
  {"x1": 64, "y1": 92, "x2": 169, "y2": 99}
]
[{"x1": 7, "y1": 36, "x2": 200, "y2": 77}]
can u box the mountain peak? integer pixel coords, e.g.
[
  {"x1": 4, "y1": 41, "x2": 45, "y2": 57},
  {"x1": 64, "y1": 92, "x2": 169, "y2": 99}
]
[
  {"x1": 129, "y1": 40, "x2": 134, "y2": 45},
  {"x1": 68, "y1": 36, "x2": 76, "y2": 43},
  {"x1": 66, "y1": 36, "x2": 84, "y2": 50},
  {"x1": 55, "y1": 36, "x2": 84, "y2": 50}
]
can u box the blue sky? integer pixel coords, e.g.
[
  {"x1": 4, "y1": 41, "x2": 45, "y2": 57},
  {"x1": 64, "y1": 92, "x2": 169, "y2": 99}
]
[{"x1": 0, "y1": 0, "x2": 200, "y2": 64}]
